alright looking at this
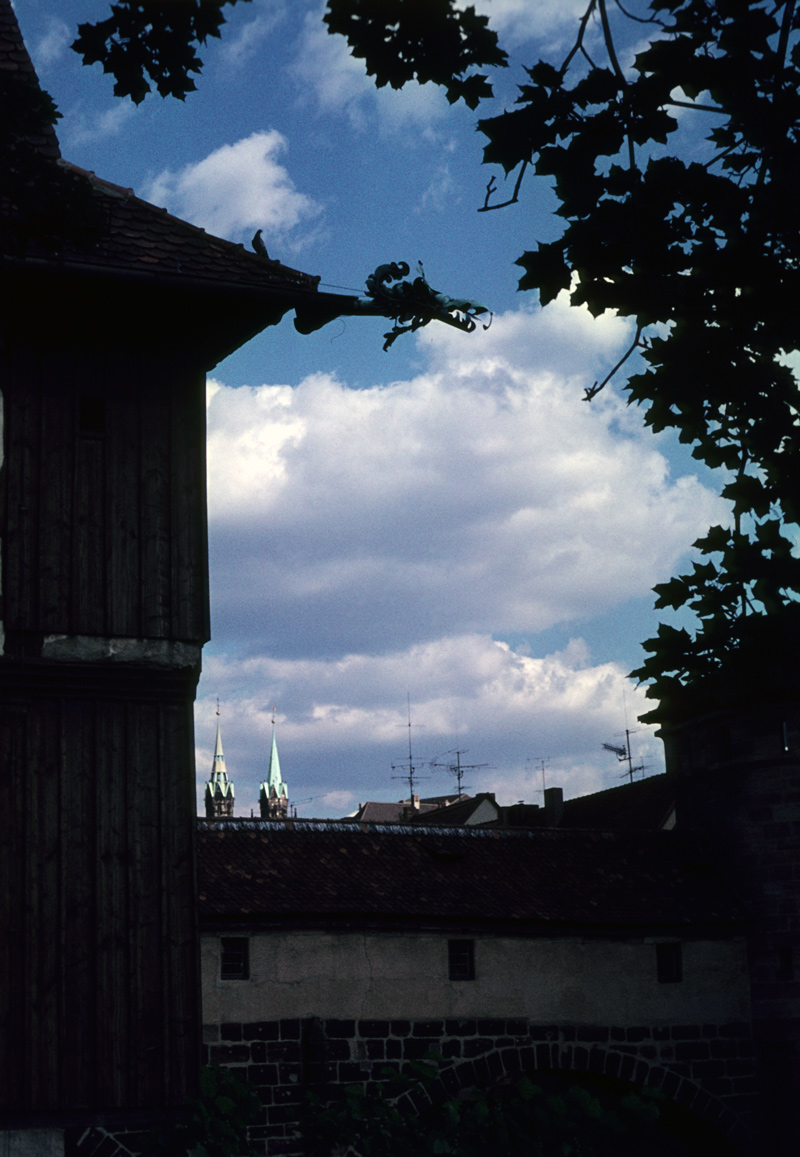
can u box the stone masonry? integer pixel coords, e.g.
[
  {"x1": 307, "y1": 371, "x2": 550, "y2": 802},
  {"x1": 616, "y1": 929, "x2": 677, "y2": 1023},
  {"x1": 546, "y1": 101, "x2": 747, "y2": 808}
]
[{"x1": 203, "y1": 1015, "x2": 761, "y2": 1155}]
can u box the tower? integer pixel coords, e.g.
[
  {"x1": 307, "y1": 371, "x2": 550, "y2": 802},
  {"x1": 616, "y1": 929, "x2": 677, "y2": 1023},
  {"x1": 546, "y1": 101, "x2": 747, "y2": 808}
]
[
  {"x1": 205, "y1": 713, "x2": 235, "y2": 819},
  {"x1": 260, "y1": 716, "x2": 289, "y2": 818},
  {"x1": 0, "y1": 0, "x2": 324, "y2": 1138}
]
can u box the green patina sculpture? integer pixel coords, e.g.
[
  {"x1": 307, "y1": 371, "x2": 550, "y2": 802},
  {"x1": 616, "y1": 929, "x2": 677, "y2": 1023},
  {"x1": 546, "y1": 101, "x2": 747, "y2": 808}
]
[{"x1": 358, "y1": 260, "x2": 491, "y2": 349}]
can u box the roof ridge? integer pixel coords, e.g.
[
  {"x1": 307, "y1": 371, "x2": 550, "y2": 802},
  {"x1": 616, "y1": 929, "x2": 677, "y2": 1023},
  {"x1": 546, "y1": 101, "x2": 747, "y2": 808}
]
[{"x1": 0, "y1": 0, "x2": 61, "y2": 159}]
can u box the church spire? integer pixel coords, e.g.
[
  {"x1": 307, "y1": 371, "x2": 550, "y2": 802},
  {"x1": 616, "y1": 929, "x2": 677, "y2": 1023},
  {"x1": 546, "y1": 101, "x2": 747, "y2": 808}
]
[
  {"x1": 205, "y1": 705, "x2": 234, "y2": 819},
  {"x1": 259, "y1": 710, "x2": 289, "y2": 819}
]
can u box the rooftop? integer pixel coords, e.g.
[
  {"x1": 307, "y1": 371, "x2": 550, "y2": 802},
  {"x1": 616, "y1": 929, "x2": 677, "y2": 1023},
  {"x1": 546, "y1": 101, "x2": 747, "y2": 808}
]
[{"x1": 197, "y1": 819, "x2": 746, "y2": 931}]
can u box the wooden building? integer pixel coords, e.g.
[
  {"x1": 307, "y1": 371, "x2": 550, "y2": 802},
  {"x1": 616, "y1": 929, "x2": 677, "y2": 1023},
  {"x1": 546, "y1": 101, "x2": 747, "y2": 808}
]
[{"x1": 0, "y1": 2, "x2": 344, "y2": 1144}]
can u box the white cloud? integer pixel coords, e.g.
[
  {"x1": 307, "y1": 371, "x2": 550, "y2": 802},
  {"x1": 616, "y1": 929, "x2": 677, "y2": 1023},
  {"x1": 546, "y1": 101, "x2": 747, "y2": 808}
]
[
  {"x1": 205, "y1": 299, "x2": 723, "y2": 660},
  {"x1": 197, "y1": 297, "x2": 725, "y2": 816},
  {"x1": 195, "y1": 634, "x2": 662, "y2": 817},
  {"x1": 417, "y1": 164, "x2": 456, "y2": 213},
  {"x1": 62, "y1": 102, "x2": 136, "y2": 149},
  {"x1": 218, "y1": 0, "x2": 287, "y2": 67},
  {"x1": 142, "y1": 131, "x2": 322, "y2": 241},
  {"x1": 291, "y1": 5, "x2": 452, "y2": 131},
  {"x1": 32, "y1": 16, "x2": 71, "y2": 67}
]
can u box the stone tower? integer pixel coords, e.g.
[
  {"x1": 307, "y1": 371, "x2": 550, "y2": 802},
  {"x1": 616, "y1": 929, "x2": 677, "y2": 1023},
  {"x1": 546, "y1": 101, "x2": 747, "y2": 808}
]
[{"x1": 205, "y1": 715, "x2": 235, "y2": 819}]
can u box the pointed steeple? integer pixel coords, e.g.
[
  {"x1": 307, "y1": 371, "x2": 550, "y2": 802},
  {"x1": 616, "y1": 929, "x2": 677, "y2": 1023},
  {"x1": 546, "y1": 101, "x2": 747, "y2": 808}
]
[
  {"x1": 205, "y1": 707, "x2": 234, "y2": 819},
  {"x1": 259, "y1": 712, "x2": 288, "y2": 819}
]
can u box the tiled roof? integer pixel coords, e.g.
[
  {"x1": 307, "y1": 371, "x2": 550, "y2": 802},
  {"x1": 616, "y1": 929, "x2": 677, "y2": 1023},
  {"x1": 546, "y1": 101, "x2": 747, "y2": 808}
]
[
  {"x1": 0, "y1": 0, "x2": 322, "y2": 302},
  {"x1": 408, "y1": 793, "x2": 498, "y2": 826},
  {"x1": 0, "y1": 0, "x2": 60, "y2": 159},
  {"x1": 12, "y1": 162, "x2": 322, "y2": 296},
  {"x1": 197, "y1": 820, "x2": 746, "y2": 930},
  {"x1": 347, "y1": 799, "x2": 447, "y2": 824}
]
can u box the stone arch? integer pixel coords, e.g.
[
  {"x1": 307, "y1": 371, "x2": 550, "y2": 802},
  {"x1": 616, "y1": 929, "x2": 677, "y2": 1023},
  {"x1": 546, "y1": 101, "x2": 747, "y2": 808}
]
[{"x1": 394, "y1": 1040, "x2": 751, "y2": 1154}]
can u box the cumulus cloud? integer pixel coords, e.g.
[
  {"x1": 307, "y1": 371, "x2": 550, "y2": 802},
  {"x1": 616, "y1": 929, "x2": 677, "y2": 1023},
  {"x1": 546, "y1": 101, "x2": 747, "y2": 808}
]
[
  {"x1": 195, "y1": 635, "x2": 661, "y2": 817},
  {"x1": 218, "y1": 0, "x2": 287, "y2": 68},
  {"x1": 143, "y1": 131, "x2": 321, "y2": 241},
  {"x1": 196, "y1": 297, "x2": 725, "y2": 816},
  {"x1": 290, "y1": 5, "x2": 451, "y2": 131},
  {"x1": 473, "y1": 0, "x2": 594, "y2": 48},
  {"x1": 205, "y1": 299, "x2": 724, "y2": 661}
]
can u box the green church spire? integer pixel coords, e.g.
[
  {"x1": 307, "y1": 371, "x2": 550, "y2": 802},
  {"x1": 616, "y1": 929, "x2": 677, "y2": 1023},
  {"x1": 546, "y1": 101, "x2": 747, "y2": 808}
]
[
  {"x1": 260, "y1": 712, "x2": 288, "y2": 818},
  {"x1": 205, "y1": 707, "x2": 234, "y2": 819}
]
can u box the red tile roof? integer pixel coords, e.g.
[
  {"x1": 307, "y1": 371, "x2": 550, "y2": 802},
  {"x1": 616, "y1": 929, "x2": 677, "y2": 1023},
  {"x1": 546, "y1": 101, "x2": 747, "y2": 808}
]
[{"x1": 197, "y1": 821, "x2": 746, "y2": 930}]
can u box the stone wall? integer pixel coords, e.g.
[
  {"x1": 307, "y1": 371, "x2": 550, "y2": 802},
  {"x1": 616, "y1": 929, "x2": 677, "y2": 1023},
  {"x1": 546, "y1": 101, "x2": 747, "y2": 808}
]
[{"x1": 202, "y1": 1015, "x2": 761, "y2": 1156}]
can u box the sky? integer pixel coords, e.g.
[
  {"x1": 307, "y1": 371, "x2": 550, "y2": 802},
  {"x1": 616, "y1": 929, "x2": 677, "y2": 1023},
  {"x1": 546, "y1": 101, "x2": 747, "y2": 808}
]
[{"x1": 16, "y1": 0, "x2": 729, "y2": 817}]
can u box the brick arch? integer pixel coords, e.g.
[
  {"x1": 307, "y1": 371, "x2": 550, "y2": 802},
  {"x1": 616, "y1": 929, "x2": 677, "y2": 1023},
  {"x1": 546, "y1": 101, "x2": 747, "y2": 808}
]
[{"x1": 394, "y1": 1040, "x2": 750, "y2": 1154}]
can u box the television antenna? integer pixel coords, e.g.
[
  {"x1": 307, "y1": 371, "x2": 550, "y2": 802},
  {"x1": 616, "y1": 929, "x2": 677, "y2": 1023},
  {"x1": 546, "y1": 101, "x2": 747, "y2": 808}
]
[
  {"x1": 429, "y1": 748, "x2": 489, "y2": 795},
  {"x1": 602, "y1": 729, "x2": 646, "y2": 783},
  {"x1": 391, "y1": 694, "x2": 428, "y2": 800},
  {"x1": 526, "y1": 755, "x2": 551, "y2": 800}
]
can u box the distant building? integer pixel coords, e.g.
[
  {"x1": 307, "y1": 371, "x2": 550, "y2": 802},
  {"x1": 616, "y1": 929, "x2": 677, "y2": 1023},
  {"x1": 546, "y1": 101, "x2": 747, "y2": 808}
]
[
  {"x1": 259, "y1": 719, "x2": 289, "y2": 818},
  {"x1": 205, "y1": 716, "x2": 235, "y2": 819},
  {"x1": 346, "y1": 792, "x2": 468, "y2": 824}
]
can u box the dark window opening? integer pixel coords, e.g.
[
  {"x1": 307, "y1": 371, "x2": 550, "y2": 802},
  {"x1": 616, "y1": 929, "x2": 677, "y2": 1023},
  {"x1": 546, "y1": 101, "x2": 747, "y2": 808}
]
[
  {"x1": 778, "y1": 945, "x2": 794, "y2": 981},
  {"x1": 656, "y1": 941, "x2": 682, "y2": 983},
  {"x1": 448, "y1": 939, "x2": 475, "y2": 981},
  {"x1": 79, "y1": 394, "x2": 106, "y2": 435},
  {"x1": 220, "y1": 937, "x2": 249, "y2": 980}
]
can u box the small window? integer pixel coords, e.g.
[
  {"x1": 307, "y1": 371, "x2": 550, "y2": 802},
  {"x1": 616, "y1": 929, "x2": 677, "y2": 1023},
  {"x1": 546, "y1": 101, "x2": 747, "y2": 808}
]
[
  {"x1": 78, "y1": 394, "x2": 106, "y2": 435},
  {"x1": 778, "y1": 945, "x2": 794, "y2": 981},
  {"x1": 220, "y1": 937, "x2": 249, "y2": 980},
  {"x1": 656, "y1": 942, "x2": 682, "y2": 983},
  {"x1": 448, "y1": 939, "x2": 475, "y2": 981}
]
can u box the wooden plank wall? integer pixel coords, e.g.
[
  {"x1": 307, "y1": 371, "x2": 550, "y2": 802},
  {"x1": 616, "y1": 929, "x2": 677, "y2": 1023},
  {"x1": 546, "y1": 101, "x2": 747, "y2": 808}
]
[
  {"x1": 0, "y1": 674, "x2": 201, "y2": 1113},
  {"x1": 0, "y1": 331, "x2": 206, "y2": 1115},
  {"x1": 1, "y1": 340, "x2": 210, "y2": 645}
]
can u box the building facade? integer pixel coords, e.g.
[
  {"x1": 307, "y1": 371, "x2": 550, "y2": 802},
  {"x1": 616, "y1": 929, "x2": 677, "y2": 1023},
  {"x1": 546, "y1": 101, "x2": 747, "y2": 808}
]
[{"x1": 197, "y1": 819, "x2": 759, "y2": 1155}]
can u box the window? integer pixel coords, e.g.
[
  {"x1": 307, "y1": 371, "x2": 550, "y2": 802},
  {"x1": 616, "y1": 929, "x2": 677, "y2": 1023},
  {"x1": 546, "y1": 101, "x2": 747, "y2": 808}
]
[
  {"x1": 778, "y1": 945, "x2": 794, "y2": 981},
  {"x1": 448, "y1": 939, "x2": 475, "y2": 981},
  {"x1": 220, "y1": 937, "x2": 249, "y2": 980},
  {"x1": 78, "y1": 394, "x2": 106, "y2": 435},
  {"x1": 656, "y1": 941, "x2": 682, "y2": 983}
]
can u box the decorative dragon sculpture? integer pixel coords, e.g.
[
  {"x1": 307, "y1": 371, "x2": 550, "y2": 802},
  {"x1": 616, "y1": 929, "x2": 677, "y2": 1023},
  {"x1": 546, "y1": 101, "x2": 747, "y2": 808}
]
[
  {"x1": 292, "y1": 259, "x2": 490, "y2": 348},
  {"x1": 356, "y1": 260, "x2": 491, "y2": 349}
]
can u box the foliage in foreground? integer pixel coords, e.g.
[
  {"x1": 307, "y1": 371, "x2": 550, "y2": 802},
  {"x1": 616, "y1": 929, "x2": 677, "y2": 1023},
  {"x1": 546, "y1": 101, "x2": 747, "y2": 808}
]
[
  {"x1": 303, "y1": 1058, "x2": 719, "y2": 1157},
  {"x1": 148, "y1": 1064, "x2": 262, "y2": 1157}
]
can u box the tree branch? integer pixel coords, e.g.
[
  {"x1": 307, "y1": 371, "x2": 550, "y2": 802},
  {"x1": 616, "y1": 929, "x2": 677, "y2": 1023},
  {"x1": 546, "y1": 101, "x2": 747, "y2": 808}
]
[
  {"x1": 478, "y1": 162, "x2": 529, "y2": 212},
  {"x1": 583, "y1": 324, "x2": 643, "y2": 400}
]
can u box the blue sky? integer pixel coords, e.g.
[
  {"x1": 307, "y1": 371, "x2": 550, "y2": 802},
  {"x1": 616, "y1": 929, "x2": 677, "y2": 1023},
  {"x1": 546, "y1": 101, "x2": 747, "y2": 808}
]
[{"x1": 17, "y1": 0, "x2": 727, "y2": 816}]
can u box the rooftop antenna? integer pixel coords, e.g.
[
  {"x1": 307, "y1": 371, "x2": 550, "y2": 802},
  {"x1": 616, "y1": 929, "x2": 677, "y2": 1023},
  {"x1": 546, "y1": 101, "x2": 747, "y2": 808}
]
[
  {"x1": 429, "y1": 748, "x2": 489, "y2": 796},
  {"x1": 602, "y1": 729, "x2": 646, "y2": 783},
  {"x1": 527, "y1": 755, "x2": 551, "y2": 801},
  {"x1": 391, "y1": 693, "x2": 428, "y2": 801}
]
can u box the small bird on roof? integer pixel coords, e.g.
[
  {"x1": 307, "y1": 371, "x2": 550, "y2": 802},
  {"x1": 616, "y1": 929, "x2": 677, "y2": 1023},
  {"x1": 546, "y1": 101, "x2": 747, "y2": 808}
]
[{"x1": 252, "y1": 229, "x2": 269, "y2": 258}]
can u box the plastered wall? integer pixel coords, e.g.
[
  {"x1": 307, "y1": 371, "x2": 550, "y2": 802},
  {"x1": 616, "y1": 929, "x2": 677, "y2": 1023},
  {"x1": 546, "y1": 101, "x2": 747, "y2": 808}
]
[{"x1": 201, "y1": 929, "x2": 750, "y2": 1026}]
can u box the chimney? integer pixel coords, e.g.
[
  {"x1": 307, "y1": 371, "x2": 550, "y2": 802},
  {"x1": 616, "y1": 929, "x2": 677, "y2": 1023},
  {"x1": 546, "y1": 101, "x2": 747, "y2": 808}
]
[
  {"x1": 412, "y1": 793, "x2": 420, "y2": 810},
  {"x1": 544, "y1": 786, "x2": 564, "y2": 826}
]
